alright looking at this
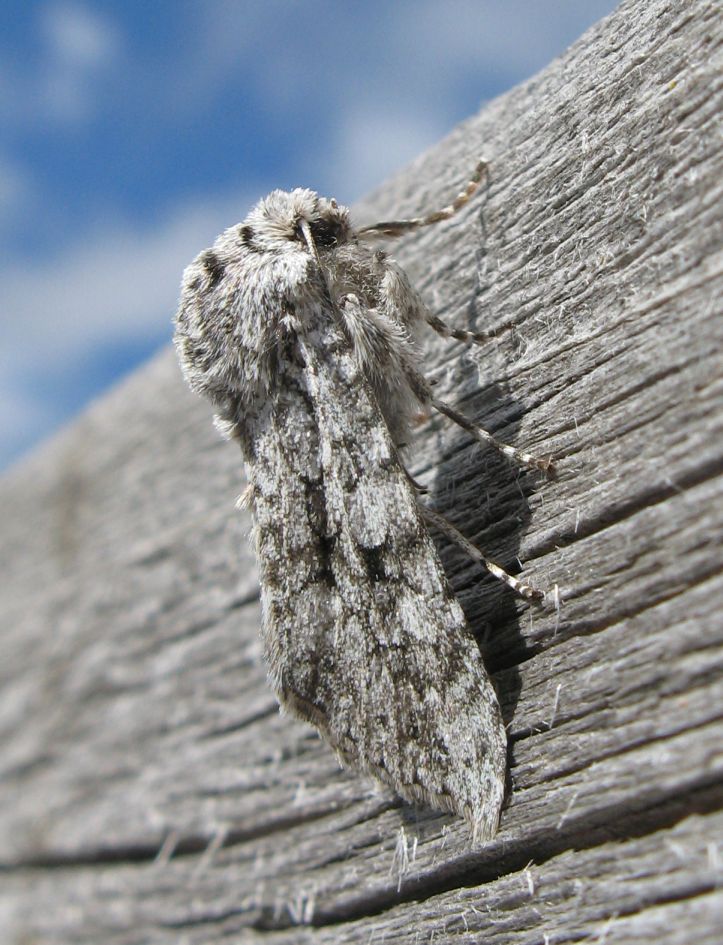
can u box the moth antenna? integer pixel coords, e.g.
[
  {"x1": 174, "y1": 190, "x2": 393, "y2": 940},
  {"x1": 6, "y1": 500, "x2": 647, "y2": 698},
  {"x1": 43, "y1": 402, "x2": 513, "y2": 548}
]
[
  {"x1": 358, "y1": 158, "x2": 487, "y2": 239},
  {"x1": 299, "y1": 218, "x2": 323, "y2": 270}
]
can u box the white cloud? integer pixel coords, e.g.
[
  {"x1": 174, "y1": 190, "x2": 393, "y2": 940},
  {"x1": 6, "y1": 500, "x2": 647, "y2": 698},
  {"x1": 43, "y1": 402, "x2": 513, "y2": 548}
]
[
  {"x1": 119, "y1": 2, "x2": 279, "y2": 119},
  {"x1": 3, "y1": 190, "x2": 256, "y2": 359},
  {"x1": 390, "y1": 0, "x2": 615, "y2": 83},
  {"x1": 0, "y1": 2, "x2": 122, "y2": 127},
  {"x1": 41, "y1": 1, "x2": 119, "y2": 67},
  {"x1": 320, "y1": 107, "x2": 448, "y2": 203},
  {"x1": 39, "y1": 2, "x2": 121, "y2": 122}
]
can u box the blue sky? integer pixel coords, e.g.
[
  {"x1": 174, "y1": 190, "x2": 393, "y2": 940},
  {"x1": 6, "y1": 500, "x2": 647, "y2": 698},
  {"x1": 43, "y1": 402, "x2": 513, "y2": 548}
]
[{"x1": 0, "y1": 0, "x2": 618, "y2": 471}]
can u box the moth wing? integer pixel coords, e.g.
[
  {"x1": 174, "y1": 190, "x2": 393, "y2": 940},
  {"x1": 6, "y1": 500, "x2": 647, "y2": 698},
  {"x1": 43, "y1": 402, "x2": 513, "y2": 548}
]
[{"x1": 246, "y1": 321, "x2": 506, "y2": 839}]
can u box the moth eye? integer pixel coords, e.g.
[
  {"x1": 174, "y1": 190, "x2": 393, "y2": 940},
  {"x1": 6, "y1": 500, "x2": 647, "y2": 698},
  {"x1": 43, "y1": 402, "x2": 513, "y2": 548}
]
[{"x1": 307, "y1": 217, "x2": 344, "y2": 248}]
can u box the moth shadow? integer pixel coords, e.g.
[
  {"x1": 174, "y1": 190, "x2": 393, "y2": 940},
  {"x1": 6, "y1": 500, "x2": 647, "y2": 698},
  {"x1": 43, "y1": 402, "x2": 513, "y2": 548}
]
[{"x1": 424, "y1": 380, "x2": 541, "y2": 739}]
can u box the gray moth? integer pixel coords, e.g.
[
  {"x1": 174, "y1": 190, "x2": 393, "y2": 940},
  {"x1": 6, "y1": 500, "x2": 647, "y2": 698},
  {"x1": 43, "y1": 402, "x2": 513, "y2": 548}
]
[{"x1": 174, "y1": 161, "x2": 550, "y2": 841}]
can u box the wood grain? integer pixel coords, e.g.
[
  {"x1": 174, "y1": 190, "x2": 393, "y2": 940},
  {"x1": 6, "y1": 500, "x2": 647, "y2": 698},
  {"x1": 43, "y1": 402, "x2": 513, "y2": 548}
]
[{"x1": 1, "y1": 0, "x2": 721, "y2": 941}]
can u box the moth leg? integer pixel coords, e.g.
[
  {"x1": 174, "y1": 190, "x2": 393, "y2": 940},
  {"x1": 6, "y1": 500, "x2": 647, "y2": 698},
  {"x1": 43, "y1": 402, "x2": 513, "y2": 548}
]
[
  {"x1": 421, "y1": 505, "x2": 544, "y2": 602},
  {"x1": 432, "y1": 397, "x2": 555, "y2": 475},
  {"x1": 424, "y1": 310, "x2": 493, "y2": 346},
  {"x1": 357, "y1": 159, "x2": 487, "y2": 238},
  {"x1": 401, "y1": 465, "x2": 428, "y2": 494},
  {"x1": 403, "y1": 364, "x2": 555, "y2": 475},
  {"x1": 235, "y1": 482, "x2": 255, "y2": 511},
  {"x1": 357, "y1": 157, "x2": 552, "y2": 455}
]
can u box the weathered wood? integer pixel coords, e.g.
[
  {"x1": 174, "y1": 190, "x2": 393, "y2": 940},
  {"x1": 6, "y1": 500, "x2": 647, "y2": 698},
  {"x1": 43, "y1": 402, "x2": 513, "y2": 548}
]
[
  {"x1": 1, "y1": 0, "x2": 721, "y2": 941},
  {"x1": 2, "y1": 808, "x2": 721, "y2": 943}
]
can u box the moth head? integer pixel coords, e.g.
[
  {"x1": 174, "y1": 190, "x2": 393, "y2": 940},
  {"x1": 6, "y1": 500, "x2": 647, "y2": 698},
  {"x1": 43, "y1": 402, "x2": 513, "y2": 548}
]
[{"x1": 242, "y1": 188, "x2": 352, "y2": 256}]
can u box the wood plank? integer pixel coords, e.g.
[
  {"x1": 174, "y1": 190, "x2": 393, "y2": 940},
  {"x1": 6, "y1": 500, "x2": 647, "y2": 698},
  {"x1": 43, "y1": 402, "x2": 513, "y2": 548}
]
[
  {"x1": 3, "y1": 808, "x2": 721, "y2": 942},
  {"x1": 0, "y1": 0, "x2": 721, "y2": 941}
]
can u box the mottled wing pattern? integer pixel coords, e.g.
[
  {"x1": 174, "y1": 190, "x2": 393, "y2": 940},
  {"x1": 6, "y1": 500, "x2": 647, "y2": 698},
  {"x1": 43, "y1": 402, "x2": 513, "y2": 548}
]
[{"x1": 244, "y1": 316, "x2": 506, "y2": 839}]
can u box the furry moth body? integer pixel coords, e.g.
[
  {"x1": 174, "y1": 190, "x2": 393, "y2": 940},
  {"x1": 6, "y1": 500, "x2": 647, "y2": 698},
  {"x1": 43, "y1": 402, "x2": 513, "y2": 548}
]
[{"x1": 174, "y1": 161, "x2": 548, "y2": 840}]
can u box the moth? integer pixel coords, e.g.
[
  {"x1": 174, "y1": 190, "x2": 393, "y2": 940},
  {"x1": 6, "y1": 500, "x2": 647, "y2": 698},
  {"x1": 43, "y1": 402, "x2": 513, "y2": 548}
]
[{"x1": 174, "y1": 161, "x2": 550, "y2": 840}]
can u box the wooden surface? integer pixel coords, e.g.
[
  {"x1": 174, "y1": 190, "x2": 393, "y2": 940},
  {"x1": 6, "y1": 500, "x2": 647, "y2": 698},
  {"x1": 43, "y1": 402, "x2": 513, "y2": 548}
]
[{"x1": 1, "y1": 0, "x2": 722, "y2": 941}]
